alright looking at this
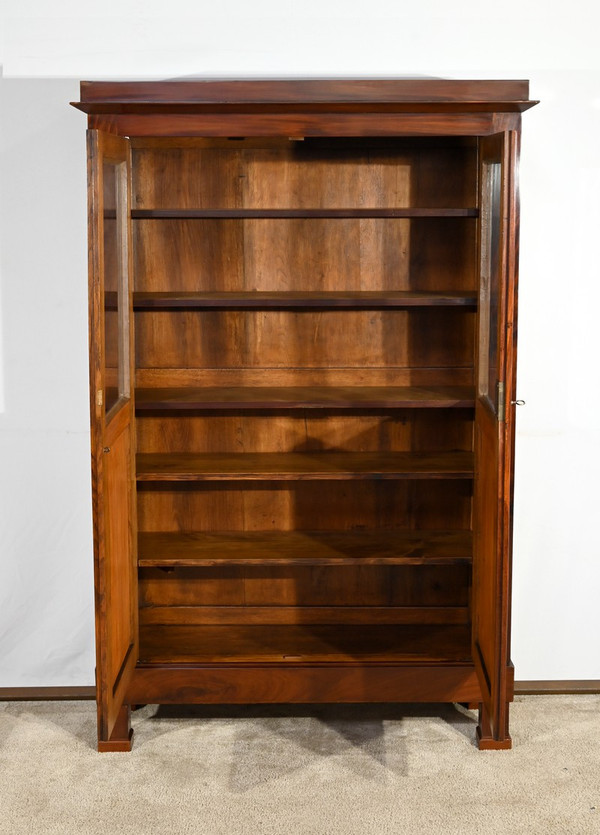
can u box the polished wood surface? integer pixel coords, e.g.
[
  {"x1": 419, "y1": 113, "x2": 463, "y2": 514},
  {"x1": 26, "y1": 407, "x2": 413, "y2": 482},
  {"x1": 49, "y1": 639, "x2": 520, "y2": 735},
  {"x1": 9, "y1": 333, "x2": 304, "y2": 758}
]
[
  {"x1": 127, "y1": 665, "x2": 482, "y2": 705},
  {"x1": 139, "y1": 624, "x2": 472, "y2": 664},
  {"x1": 472, "y1": 133, "x2": 514, "y2": 748},
  {"x1": 136, "y1": 450, "x2": 474, "y2": 481},
  {"x1": 132, "y1": 208, "x2": 478, "y2": 218},
  {"x1": 133, "y1": 290, "x2": 477, "y2": 310},
  {"x1": 135, "y1": 387, "x2": 475, "y2": 411},
  {"x1": 139, "y1": 605, "x2": 470, "y2": 626},
  {"x1": 76, "y1": 80, "x2": 534, "y2": 750},
  {"x1": 87, "y1": 130, "x2": 138, "y2": 750},
  {"x1": 74, "y1": 79, "x2": 536, "y2": 116},
  {"x1": 137, "y1": 529, "x2": 472, "y2": 566}
]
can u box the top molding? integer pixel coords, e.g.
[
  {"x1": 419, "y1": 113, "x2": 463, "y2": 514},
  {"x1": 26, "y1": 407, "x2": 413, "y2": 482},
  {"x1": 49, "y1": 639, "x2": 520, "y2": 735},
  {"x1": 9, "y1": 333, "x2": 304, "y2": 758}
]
[{"x1": 72, "y1": 79, "x2": 538, "y2": 113}]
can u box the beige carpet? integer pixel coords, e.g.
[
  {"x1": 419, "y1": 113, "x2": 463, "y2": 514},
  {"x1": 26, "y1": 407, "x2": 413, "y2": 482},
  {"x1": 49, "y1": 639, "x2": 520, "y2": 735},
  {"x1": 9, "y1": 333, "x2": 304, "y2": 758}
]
[{"x1": 0, "y1": 697, "x2": 598, "y2": 834}]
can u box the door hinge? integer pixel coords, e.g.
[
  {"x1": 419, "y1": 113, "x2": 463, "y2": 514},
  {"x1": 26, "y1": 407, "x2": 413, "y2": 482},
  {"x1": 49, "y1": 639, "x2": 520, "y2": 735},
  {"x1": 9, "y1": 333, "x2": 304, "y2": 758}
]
[
  {"x1": 497, "y1": 381, "x2": 505, "y2": 422},
  {"x1": 96, "y1": 389, "x2": 103, "y2": 407}
]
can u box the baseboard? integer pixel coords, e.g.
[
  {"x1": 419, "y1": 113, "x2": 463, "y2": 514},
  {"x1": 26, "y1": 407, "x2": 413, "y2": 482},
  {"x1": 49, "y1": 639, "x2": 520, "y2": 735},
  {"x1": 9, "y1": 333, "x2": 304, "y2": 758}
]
[
  {"x1": 0, "y1": 686, "x2": 96, "y2": 701},
  {"x1": 514, "y1": 680, "x2": 600, "y2": 695},
  {"x1": 1, "y1": 681, "x2": 598, "y2": 701}
]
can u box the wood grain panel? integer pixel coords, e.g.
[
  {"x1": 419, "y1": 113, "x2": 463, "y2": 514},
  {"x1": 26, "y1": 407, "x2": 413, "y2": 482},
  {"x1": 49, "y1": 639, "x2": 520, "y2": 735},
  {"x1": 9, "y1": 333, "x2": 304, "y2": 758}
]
[
  {"x1": 139, "y1": 606, "x2": 470, "y2": 626},
  {"x1": 138, "y1": 564, "x2": 469, "y2": 609},
  {"x1": 135, "y1": 367, "x2": 474, "y2": 389},
  {"x1": 126, "y1": 664, "x2": 482, "y2": 705},
  {"x1": 136, "y1": 410, "x2": 474, "y2": 456},
  {"x1": 132, "y1": 139, "x2": 477, "y2": 210},
  {"x1": 133, "y1": 218, "x2": 475, "y2": 294},
  {"x1": 135, "y1": 309, "x2": 474, "y2": 370},
  {"x1": 136, "y1": 481, "x2": 471, "y2": 533}
]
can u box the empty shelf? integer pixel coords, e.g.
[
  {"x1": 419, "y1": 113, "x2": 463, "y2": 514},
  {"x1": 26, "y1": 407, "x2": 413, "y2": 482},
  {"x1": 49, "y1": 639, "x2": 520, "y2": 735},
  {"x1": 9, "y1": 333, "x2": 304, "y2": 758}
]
[
  {"x1": 138, "y1": 624, "x2": 473, "y2": 665},
  {"x1": 132, "y1": 208, "x2": 479, "y2": 219},
  {"x1": 133, "y1": 290, "x2": 477, "y2": 309},
  {"x1": 138, "y1": 529, "x2": 473, "y2": 566},
  {"x1": 136, "y1": 451, "x2": 474, "y2": 482},
  {"x1": 135, "y1": 385, "x2": 475, "y2": 411}
]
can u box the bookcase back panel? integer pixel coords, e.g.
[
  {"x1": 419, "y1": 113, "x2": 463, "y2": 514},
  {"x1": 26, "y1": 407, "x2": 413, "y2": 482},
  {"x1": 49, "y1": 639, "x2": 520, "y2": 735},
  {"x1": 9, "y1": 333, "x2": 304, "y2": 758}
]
[
  {"x1": 136, "y1": 481, "x2": 473, "y2": 533},
  {"x1": 134, "y1": 309, "x2": 475, "y2": 370},
  {"x1": 131, "y1": 138, "x2": 477, "y2": 211},
  {"x1": 138, "y1": 564, "x2": 471, "y2": 609},
  {"x1": 136, "y1": 411, "x2": 474, "y2": 455},
  {"x1": 135, "y1": 366, "x2": 474, "y2": 389},
  {"x1": 133, "y1": 218, "x2": 476, "y2": 294}
]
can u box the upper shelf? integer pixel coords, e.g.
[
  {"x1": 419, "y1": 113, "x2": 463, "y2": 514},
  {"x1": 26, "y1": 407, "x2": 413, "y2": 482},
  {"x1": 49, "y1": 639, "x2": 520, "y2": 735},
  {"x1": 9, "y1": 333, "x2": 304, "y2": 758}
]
[
  {"x1": 131, "y1": 208, "x2": 478, "y2": 219},
  {"x1": 135, "y1": 386, "x2": 475, "y2": 411},
  {"x1": 133, "y1": 291, "x2": 477, "y2": 310}
]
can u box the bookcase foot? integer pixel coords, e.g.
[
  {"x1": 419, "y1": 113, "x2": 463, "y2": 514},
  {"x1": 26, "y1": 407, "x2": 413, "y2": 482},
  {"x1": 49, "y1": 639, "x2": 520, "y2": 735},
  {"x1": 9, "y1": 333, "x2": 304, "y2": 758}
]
[
  {"x1": 98, "y1": 704, "x2": 133, "y2": 752},
  {"x1": 476, "y1": 702, "x2": 512, "y2": 750}
]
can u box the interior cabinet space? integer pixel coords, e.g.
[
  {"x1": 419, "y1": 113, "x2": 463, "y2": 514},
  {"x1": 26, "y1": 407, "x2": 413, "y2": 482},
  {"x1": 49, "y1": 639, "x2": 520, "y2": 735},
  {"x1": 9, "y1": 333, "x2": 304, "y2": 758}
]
[{"x1": 73, "y1": 79, "x2": 537, "y2": 752}]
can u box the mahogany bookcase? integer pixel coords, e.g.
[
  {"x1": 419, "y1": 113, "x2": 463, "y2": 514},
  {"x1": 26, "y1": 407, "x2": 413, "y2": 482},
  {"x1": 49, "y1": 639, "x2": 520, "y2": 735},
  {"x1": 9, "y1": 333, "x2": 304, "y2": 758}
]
[{"x1": 72, "y1": 79, "x2": 537, "y2": 751}]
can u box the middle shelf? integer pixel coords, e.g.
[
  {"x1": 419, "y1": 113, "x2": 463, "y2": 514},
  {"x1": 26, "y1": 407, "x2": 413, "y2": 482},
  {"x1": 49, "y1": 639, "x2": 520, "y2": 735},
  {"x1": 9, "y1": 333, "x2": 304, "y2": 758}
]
[
  {"x1": 136, "y1": 450, "x2": 474, "y2": 481},
  {"x1": 137, "y1": 529, "x2": 473, "y2": 567},
  {"x1": 135, "y1": 385, "x2": 475, "y2": 411}
]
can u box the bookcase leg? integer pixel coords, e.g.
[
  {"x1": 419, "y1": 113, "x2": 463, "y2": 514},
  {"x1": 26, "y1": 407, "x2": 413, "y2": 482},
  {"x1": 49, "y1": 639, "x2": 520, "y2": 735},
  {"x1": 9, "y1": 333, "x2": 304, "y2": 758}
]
[
  {"x1": 476, "y1": 702, "x2": 512, "y2": 750},
  {"x1": 98, "y1": 704, "x2": 134, "y2": 752}
]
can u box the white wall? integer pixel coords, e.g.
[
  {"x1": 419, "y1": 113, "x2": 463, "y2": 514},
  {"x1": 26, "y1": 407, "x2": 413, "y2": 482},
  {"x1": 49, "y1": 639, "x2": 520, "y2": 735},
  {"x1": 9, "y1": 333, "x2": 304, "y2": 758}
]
[{"x1": 1, "y1": 1, "x2": 599, "y2": 686}]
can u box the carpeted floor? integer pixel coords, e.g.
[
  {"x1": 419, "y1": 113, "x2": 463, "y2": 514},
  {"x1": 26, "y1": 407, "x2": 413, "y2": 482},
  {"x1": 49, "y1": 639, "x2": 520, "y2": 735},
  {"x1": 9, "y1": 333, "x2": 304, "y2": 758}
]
[{"x1": 0, "y1": 696, "x2": 598, "y2": 834}]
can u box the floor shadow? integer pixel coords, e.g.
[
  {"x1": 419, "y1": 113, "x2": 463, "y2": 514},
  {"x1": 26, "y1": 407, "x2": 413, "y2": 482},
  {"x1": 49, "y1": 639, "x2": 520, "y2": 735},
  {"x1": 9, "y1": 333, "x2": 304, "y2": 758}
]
[{"x1": 145, "y1": 702, "x2": 478, "y2": 790}]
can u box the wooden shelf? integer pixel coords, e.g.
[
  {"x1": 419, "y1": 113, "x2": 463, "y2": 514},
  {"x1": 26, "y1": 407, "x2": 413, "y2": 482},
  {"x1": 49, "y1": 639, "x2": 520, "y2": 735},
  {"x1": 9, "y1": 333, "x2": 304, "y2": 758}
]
[
  {"x1": 133, "y1": 290, "x2": 477, "y2": 310},
  {"x1": 138, "y1": 623, "x2": 473, "y2": 665},
  {"x1": 135, "y1": 385, "x2": 475, "y2": 411},
  {"x1": 136, "y1": 451, "x2": 474, "y2": 482},
  {"x1": 138, "y1": 529, "x2": 473, "y2": 566},
  {"x1": 132, "y1": 208, "x2": 479, "y2": 219}
]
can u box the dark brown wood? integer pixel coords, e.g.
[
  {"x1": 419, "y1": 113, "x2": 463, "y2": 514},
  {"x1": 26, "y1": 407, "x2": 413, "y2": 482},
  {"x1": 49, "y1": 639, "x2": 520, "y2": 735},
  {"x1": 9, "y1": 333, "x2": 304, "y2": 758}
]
[
  {"x1": 471, "y1": 132, "x2": 517, "y2": 748},
  {"x1": 137, "y1": 529, "x2": 472, "y2": 566},
  {"x1": 86, "y1": 111, "x2": 519, "y2": 139},
  {"x1": 74, "y1": 78, "x2": 534, "y2": 106},
  {"x1": 135, "y1": 386, "x2": 475, "y2": 411},
  {"x1": 139, "y1": 606, "x2": 470, "y2": 626},
  {"x1": 132, "y1": 208, "x2": 478, "y2": 218},
  {"x1": 0, "y1": 687, "x2": 96, "y2": 701},
  {"x1": 76, "y1": 79, "x2": 535, "y2": 751},
  {"x1": 97, "y1": 704, "x2": 134, "y2": 753},
  {"x1": 136, "y1": 451, "x2": 474, "y2": 481},
  {"x1": 477, "y1": 701, "x2": 511, "y2": 750},
  {"x1": 133, "y1": 290, "x2": 477, "y2": 310},
  {"x1": 127, "y1": 664, "x2": 482, "y2": 705},
  {"x1": 88, "y1": 130, "x2": 138, "y2": 752},
  {"x1": 139, "y1": 624, "x2": 472, "y2": 664}
]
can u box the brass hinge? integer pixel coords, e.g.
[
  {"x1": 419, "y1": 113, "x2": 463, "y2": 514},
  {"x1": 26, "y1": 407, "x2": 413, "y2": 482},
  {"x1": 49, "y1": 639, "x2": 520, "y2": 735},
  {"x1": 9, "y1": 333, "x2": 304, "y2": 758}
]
[
  {"x1": 96, "y1": 389, "x2": 103, "y2": 407},
  {"x1": 497, "y1": 381, "x2": 505, "y2": 422}
]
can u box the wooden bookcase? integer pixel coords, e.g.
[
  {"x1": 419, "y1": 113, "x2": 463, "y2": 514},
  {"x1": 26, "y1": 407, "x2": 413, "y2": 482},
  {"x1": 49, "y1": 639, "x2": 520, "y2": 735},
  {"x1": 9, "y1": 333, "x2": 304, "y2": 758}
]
[{"x1": 72, "y1": 80, "x2": 537, "y2": 752}]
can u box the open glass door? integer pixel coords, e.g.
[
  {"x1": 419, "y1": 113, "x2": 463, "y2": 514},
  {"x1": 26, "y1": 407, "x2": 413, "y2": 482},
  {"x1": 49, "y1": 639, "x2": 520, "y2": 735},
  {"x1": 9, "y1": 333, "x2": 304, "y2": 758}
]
[
  {"x1": 88, "y1": 130, "x2": 138, "y2": 751},
  {"x1": 473, "y1": 131, "x2": 518, "y2": 749}
]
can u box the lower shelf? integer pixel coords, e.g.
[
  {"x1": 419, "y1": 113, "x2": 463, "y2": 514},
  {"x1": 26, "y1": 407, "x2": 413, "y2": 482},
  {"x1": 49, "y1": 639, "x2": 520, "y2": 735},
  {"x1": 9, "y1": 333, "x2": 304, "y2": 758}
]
[{"x1": 138, "y1": 624, "x2": 472, "y2": 665}]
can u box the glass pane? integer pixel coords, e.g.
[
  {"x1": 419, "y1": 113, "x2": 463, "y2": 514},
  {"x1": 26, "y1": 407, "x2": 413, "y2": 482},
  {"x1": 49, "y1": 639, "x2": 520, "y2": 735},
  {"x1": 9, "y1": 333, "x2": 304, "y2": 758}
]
[
  {"x1": 478, "y1": 161, "x2": 501, "y2": 408},
  {"x1": 103, "y1": 161, "x2": 129, "y2": 415}
]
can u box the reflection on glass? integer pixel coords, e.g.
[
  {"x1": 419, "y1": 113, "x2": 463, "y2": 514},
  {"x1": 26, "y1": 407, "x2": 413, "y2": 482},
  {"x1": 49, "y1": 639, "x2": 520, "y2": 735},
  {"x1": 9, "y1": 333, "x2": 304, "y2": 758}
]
[
  {"x1": 103, "y1": 161, "x2": 129, "y2": 415},
  {"x1": 478, "y1": 162, "x2": 501, "y2": 410}
]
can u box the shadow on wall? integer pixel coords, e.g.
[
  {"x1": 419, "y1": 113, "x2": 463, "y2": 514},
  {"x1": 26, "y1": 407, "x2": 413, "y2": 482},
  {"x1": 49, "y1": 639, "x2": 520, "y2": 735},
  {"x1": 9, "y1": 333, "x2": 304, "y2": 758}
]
[{"x1": 0, "y1": 75, "x2": 95, "y2": 689}]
